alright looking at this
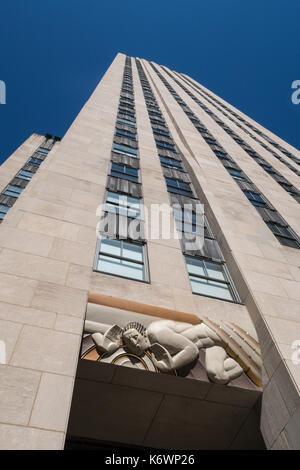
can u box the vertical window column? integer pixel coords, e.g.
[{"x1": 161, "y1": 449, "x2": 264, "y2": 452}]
[
  {"x1": 0, "y1": 135, "x2": 59, "y2": 223},
  {"x1": 95, "y1": 56, "x2": 149, "y2": 282},
  {"x1": 136, "y1": 59, "x2": 239, "y2": 302}
]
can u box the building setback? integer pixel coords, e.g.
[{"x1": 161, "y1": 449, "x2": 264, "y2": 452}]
[{"x1": 0, "y1": 53, "x2": 299, "y2": 450}]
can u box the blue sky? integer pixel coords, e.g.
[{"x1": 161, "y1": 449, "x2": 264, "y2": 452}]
[{"x1": 0, "y1": 0, "x2": 299, "y2": 164}]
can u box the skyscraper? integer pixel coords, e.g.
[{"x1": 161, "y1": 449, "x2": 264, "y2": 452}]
[{"x1": 0, "y1": 53, "x2": 299, "y2": 450}]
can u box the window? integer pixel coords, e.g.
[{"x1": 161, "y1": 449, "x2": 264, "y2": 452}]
[
  {"x1": 166, "y1": 178, "x2": 193, "y2": 197},
  {"x1": 173, "y1": 207, "x2": 204, "y2": 234},
  {"x1": 148, "y1": 110, "x2": 162, "y2": 118},
  {"x1": 196, "y1": 126, "x2": 207, "y2": 133},
  {"x1": 17, "y1": 169, "x2": 34, "y2": 181},
  {"x1": 204, "y1": 137, "x2": 217, "y2": 145},
  {"x1": 215, "y1": 151, "x2": 229, "y2": 159},
  {"x1": 119, "y1": 100, "x2": 134, "y2": 110},
  {"x1": 200, "y1": 132, "x2": 212, "y2": 139},
  {"x1": 279, "y1": 182, "x2": 295, "y2": 194},
  {"x1": 266, "y1": 222, "x2": 300, "y2": 248},
  {"x1": 118, "y1": 109, "x2": 135, "y2": 118},
  {"x1": 36, "y1": 148, "x2": 49, "y2": 155},
  {"x1": 112, "y1": 143, "x2": 138, "y2": 157},
  {"x1": 247, "y1": 151, "x2": 258, "y2": 157},
  {"x1": 150, "y1": 119, "x2": 166, "y2": 127},
  {"x1": 115, "y1": 128, "x2": 136, "y2": 140},
  {"x1": 0, "y1": 204, "x2": 9, "y2": 220},
  {"x1": 261, "y1": 164, "x2": 274, "y2": 173},
  {"x1": 122, "y1": 87, "x2": 133, "y2": 93},
  {"x1": 28, "y1": 157, "x2": 43, "y2": 166},
  {"x1": 117, "y1": 118, "x2": 136, "y2": 128},
  {"x1": 3, "y1": 185, "x2": 23, "y2": 198},
  {"x1": 243, "y1": 190, "x2": 266, "y2": 207},
  {"x1": 120, "y1": 96, "x2": 134, "y2": 103},
  {"x1": 185, "y1": 256, "x2": 236, "y2": 301},
  {"x1": 105, "y1": 191, "x2": 140, "y2": 218},
  {"x1": 228, "y1": 168, "x2": 246, "y2": 181},
  {"x1": 96, "y1": 238, "x2": 147, "y2": 281},
  {"x1": 160, "y1": 156, "x2": 183, "y2": 170},
  {"x1": 110, "y1": 163, "x2": 139, "y2": 182},
  {"x1": 153, "y1": 129, "x2": 170, "y2": 137},
  {"x1": 155, "y1": 140, "x2": 175, "y2": 151}
]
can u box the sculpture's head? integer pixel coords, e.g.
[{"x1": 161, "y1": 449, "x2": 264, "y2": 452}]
[{"x1": 123, "y1": 322, "x2": 150, "y2": 356}]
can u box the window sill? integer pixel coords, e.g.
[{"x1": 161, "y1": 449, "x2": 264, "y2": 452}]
[
  {"x1": 191, "y1": 291, "x2": 243, "y2": 305},
  {"x1": 93, "y1": 269, "x2": 150, "y2": 284}
]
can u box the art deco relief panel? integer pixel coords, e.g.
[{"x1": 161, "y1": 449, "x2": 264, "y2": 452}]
[{"x1": 81, "y1": 293, "x2": 262, "y2": 388}]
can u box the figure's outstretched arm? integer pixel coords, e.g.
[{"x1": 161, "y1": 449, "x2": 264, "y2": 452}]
[
  {"x1": 150, "y1": 338, "x2": 199, "y2": 372},
  {"x1": 147, "y1": 322, "x2": 200, "y2": 372},
  {"x1": 92, "y1": 324, "x2": 123, "y2": 355},
  {"x1": 149, "y1": 343, "x2": 175, "y2": 372}
]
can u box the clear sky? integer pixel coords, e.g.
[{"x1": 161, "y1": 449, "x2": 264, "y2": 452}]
[{"x1": 0, "y1": 0, "x2": 299, "y2": 164}]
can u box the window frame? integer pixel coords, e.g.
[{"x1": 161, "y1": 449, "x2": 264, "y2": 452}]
[
  {"x1": 104, "y1": 191, "x2": 142, "y2": 219},
  {"x1": 118, "y1": 108, "x2": 135, "y2": 118},
  {"x1": 153, "y1": 128, "x2": 170, "y2": 137},
  {"x1": 36, "y1": 148, "x2": 49, "y2": 155},
  {"x1": 150, "y1": 118, "x2": 166, "y2": 127},
  {"x1": 261, "y1": 164, "x2": 275, "y2": 173},
  {"x1": 119, "y1": 100, "x2": 135, "y2": 110},
  {"x1": 148, "y1": 110, "x2": 163, "y2": 118},
  {"x1": 117, "y1": 118, "x2": 136, "y2": 128},
  {"x1": 165, "y1": 177, "x2": 194, "y2": 197},
  {"x1": 214, "y1": 151, "x2": 229, "y2": 159},
  {"x1": 160, "y1": 156, "x2": 183, "y2": 170},
  {"x1": 155, "y1": 140, "x2": 176, "y2": 151},
  {"x1": 16, "y1": 169, "x2": 34, "y2": 181},
  {"x1": 112, "y1": 143, "x2": 138, "y2": 158},
  {"x1": 228, "y1": 168, "x2": 247, "y2": 181},
  {"x1": 3, "y1": 184, "x2": 23, "y2": 198},
  {"x1": 115, "y1": 128, "x2": 137, "y2": 140},
  {"x1": 266, "y1": 222, "x2": 300, "y2": 248},
  {"x1": 120, "y1": 96, "x2": 134, "y2": 104},
  {"x1": 27, "y1": 157, "x2": 43, "y2": 167},
  {"x1": 243, "y1": 190, "x2": 266, "y2": 207},
  {"x1": 94, "y1": 237, "x2": 149, "y2": 283},
  {"x1": 173, "y1": 208, "x2": 211, "y2": 238},
  {"x1": 110, "y1": 162, "x2": 139, "y2": 183},
  {"x1": 203, "y1": 137, "x2": 217, "y2": 145},
  {"x1": 185, "y1": 255, "x2": 240, "y2": 303},
  {"x1": 0, "y1": 204, "x2": 9, "y2": 220}
]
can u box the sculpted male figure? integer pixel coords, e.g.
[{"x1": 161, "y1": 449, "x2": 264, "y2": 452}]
[{"x1": 91, "y1": 319, "x2": 243, "y2": 385}]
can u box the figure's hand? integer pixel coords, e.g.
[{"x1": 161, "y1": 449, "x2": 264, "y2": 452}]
[
  {"x1": 150, "y1": 343, "x2": 175, "y2": 372},
  {"x1": 205, "y1": 345, "x2": 243, "y2": 384},
  {"x1": 92, "y1": 325, "x2": 122, "y2": 355},
  {"x1": 105, "y1": 324, "x2": 123, "y2": 342}
]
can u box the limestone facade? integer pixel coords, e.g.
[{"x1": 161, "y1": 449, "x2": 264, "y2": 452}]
[{"x1": 0, "y1": 53, "x2": 299, "y2": 449}]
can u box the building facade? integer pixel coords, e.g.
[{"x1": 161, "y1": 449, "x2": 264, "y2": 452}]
[{"x1": 0, "y1": 53, "x2": 299, "y2": 450}]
